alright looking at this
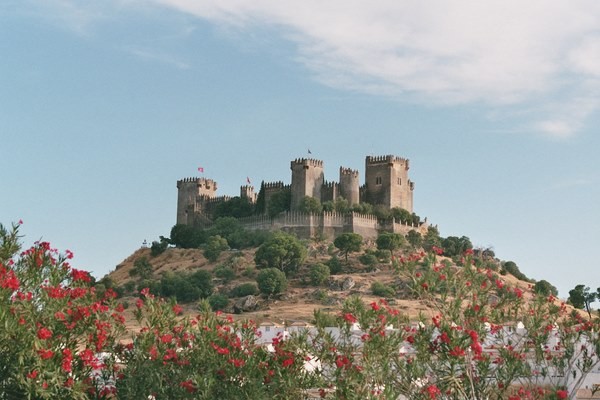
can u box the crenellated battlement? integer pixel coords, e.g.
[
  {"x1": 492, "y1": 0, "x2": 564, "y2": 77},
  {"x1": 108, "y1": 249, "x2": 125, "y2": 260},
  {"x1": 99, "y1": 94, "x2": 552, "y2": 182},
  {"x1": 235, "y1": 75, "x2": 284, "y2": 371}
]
[
  {"x1": 323, "y1": 180, "x2": 338, "y2": 188},
  {"x1": 204, "y1": 195, "x2": 231, "y2": 204},
  {"x1": 290, "y1": 158, "x2": 323, "y2": 168},
  {"x1": 263, "y1": 181, "x2": 286, "y2": 190},
  {"x1": 366, "y1": 155, "x2": 409, "y2": 168},
  {"x1": 340, "y1": 166, "x2": 359, "y2": 177}
]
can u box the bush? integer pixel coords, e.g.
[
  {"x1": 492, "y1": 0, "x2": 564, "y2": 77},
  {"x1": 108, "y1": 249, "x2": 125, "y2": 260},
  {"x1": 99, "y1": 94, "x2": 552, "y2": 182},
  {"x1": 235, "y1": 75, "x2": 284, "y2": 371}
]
[
  {"x1": 150, "y1": 239, "x2": 169, "y2": 256},
  {"x1": 256, "y1": 268, "x2": 288, "y2": 296},
  {"x1": 502, "y1": 261, "x2": 529, "y2": 281},
  {"x1": 326, "y1": 256, "x2": 343, "y2": 275},
  {"x1": 129, "y1": 257, "x2": 153, "y2": 280},
  {"x1": 208, "y1": 293, "x2": 229, "y2": 311},
  {"x1": 371, "y1": 281, "x2": 396, "y2": 297},
  {"x1": 214, "y1": 264, "x2": 236, "y2": 283},
  {"x1": 230, "y1": 283, "x2": 259, "y2": 298},
  {"x1": 359, "y1": 253, "x2": 378, "y2": 268},
  {"x1": 204, "y1": 235, "x2": 229, "y2": 262},
  {"x1": 309, "y1": 263, "x2": 330, "y2": 286}
]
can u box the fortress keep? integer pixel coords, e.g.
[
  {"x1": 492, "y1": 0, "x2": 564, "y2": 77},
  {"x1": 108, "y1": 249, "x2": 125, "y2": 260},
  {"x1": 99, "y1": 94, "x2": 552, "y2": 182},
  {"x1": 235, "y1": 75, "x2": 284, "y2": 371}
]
[{"x1": 176, "y1": 155, "x2": 420, "y2": 239}]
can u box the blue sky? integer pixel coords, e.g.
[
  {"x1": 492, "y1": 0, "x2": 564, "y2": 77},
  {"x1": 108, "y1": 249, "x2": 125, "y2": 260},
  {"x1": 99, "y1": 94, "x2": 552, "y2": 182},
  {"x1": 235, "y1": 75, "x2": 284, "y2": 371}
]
[{"x1": 2, "y1": 1, "x2": 599, "y2": 299}]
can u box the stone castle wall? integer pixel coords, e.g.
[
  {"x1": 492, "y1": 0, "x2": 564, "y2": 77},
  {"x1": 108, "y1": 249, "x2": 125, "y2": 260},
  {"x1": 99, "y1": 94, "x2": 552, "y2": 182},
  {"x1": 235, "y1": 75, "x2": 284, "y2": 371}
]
[{"x1": 236, "y1": 211, "x2": 427, "y2": 240}]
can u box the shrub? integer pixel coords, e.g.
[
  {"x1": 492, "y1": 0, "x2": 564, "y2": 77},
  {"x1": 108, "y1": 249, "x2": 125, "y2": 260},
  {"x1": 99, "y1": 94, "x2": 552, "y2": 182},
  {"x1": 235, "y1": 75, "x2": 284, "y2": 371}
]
[
  {"x1": 359, "y1": 253, "x2": 378, "y2": 268},
  {"x1": 309, "y1": 263, "x2": 330, "y2": 286},
  {"x1": 371, "y1": 281, "x2": 396, "y2": 297},
  {"x1": 214, "y1": 264, "x2": 236, "y2": 283},
  {"x1": 150, "y1": 239, "x2": 169, "y2": 256},
  {"x1": 326, "y1": 255, "x2": 343, "y2": 275},
  {"x1": 256, "y1": 268, "x2": 288, "y2": 296},
  {"x1": 208, "y1": 293, "x2": 229, "y2": 311},
  {"x1": 129, "y1": 257, "x2": 153, "y2": 280},
  {"x1": 204, "y1": 235, "x2": 229, "y2": 262},
  {"x1": 230, "y1": 283, "x2": 259, "y2": 298}
]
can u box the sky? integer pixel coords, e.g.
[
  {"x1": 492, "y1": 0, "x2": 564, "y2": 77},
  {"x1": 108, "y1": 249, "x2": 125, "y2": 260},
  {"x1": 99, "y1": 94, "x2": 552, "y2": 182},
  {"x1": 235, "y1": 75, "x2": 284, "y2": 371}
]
[{"x1": 1, "y1": 1, "x2": 599, "y2": 300}]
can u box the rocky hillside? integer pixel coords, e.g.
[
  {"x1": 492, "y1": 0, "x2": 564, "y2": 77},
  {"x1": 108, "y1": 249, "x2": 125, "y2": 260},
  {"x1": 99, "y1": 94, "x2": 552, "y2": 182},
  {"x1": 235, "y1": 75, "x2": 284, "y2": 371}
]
[{"x1": 104, "y1": 240, "x2": 565, "y2": 325}]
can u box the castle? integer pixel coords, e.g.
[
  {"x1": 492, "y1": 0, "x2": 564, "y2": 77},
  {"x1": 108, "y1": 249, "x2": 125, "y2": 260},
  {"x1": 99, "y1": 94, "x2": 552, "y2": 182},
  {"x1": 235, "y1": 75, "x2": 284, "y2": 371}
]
[{"x1": 177, "y1": 155, "x2": 423, "y2": 239}]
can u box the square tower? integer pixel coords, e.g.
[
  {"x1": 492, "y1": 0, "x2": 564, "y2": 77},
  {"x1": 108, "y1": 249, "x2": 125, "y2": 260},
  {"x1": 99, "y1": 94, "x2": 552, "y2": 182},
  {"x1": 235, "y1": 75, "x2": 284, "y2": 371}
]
[
  {"x1": 364, "y1": 155, "x2": 414, "y2": 212},
  {"x1": 290, "y1": 158, "x2": 324, "y2": 210}
]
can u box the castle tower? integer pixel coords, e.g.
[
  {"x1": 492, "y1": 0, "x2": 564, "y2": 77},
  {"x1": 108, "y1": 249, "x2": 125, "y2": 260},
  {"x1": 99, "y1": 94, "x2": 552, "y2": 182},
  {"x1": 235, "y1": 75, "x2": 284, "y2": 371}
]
[
  {"x1": 290, "y1": 158, "x2": 324, "y2": 210},
  {"x1": 240, "y1": 185, "x2": 257, "y2": 203},
  {"x1": 339, "y1": 167, "x2": 360, "y2": 205},
  {"x1": 176, "y1": 177, "x2": 218, "y2": 225},
  {"x1": 364, "y1": 155, "x2": 414, "y2": 212}
]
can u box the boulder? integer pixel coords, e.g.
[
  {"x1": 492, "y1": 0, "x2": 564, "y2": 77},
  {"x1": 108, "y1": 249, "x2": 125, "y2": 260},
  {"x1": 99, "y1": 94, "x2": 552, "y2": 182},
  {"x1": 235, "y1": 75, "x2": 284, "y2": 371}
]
[{"x1": 233, "y1": 295, "x2": 258, "y2": 314}]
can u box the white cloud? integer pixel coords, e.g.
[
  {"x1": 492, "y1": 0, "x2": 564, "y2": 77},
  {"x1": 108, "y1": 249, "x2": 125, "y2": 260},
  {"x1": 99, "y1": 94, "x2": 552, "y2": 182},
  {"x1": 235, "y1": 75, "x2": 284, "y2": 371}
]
[
  {"x1": 22, "y1": 0, "x2": 600, "y2": 137},
  {"x1": 151, "y1": 0, "x2": 600, "y2": 137}
]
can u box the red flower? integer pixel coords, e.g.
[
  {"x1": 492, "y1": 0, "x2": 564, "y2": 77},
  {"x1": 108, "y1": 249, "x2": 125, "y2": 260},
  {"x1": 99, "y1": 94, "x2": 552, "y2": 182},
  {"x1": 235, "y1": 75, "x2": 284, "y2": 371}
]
[
  {"x1": 172, "y1": 304, "x2": 183, "y2": 315},
  {"x1": 37, "y1": 327, "x2": 53, "y2": 340},
  {"x1": 425, "y1": 384, "x2": 441, "y2": 399},
  {"x1": 343, "y1": 313, "x2": 357, "y2": 324},
  {"x1": 335, "y1": 355, "x2": 352, "y2": 369},
  {"x1": 26, "y1": 370, "x2": 38, "y2": 379},
  {"x1": 556, "y1": 390, "x2": 568, "y2": 399},
  {"x1": 71, "y1": 268, "x2": 91, "y2": 282},
  {"x1": 62, "y1": 348, "x2": 73, "y2": 373},
  {"x1": 38, "y1": 349, "x2": 54, "y2": 360},
  {"x1": 160, "y1": 334, "x2": 173, "y2": 344},
  {"x1": 282, "y1": 357, "x2": 294, "y2": 368},
  {"x1": 180, "y1": 380, "x2": 196, "y2": 393}
]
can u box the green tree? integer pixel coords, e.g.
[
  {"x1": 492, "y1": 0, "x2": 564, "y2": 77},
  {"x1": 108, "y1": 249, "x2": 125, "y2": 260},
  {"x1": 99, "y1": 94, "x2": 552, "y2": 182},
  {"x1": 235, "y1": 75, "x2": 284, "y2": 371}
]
[
  {"x1": 267, "y1": 189, "x2": 291, "y2": 217},
  {"x1": 352, "y1": 202, "x2": 374, "y2": 215},
  {"x1": 422, "y1": 226, "x2": 441, "y2": 252},
  {"x1": 213, "y1": 196, "x2": 254, "y2": 219},
  {"x1": 254, "y1": 232, "x2": 307, "y2": 276},
  {"x1": 390, "y1": 207, "x2": 412, "y2": 224},
  {"x1": 256, "y1": 268, "x2": 288, "y2": 296},
  {"x1": 533, "y1": 280, "x2": 558, "y2": 297},
  {"x1": 322, "y1": 200, "x2": 335, "y2": 212},
  {"x1": 150, "y1": 238, "x2": 169, "y2": 256},
  {"x1": 568, "y1": 284, "x2": 596, "y2": 318},
  {"x1": 309, "y1": 263, "x2": 330, "y2": 286},
  {"x1": 129, "y1": 257, "x2": 153, "y2": 280},
  {"x1": 441, "y1": 236, "x2": 473, "y2": 257},
  {"x1": 203, "y1": 235, "x2": 229, "y2": 262},
  {"x1": 334, "y1": 233, "x2": 363, "y2": 262},
  {"x1": 502, "y1": 261, "x2": 529, "y2": 281},
  {"x1": 406, "y1": 230, "x2": 423, "y2": 249},
  {"x1": 376, "y1": 232, "x2": 405, "y2": 259},
  {"x1": 169, "y1": 224, "x2": 206, "y2": 248},
  {"x1": 334, "y1": 197, "x2": 351, "y2": 214},
  {"x1": 298, "y1": 196, "x2": 322, "y2": 214}
]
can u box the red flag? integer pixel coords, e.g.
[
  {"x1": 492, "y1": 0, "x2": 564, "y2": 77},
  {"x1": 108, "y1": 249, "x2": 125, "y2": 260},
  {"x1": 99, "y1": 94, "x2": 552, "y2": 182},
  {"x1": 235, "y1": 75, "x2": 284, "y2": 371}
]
[{"x1": 197, "y1": 167, "x2": 204, "y2": 173}]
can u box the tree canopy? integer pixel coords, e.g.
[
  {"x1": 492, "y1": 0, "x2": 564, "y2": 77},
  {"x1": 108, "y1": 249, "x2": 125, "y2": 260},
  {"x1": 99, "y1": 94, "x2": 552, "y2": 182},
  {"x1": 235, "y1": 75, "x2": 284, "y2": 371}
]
[
  {"x1": 334, "y1": 233, "x2": 363, "y2": 262},
  {"x1": 254, "y1": 232, "x2": 307, "y2": 276}
]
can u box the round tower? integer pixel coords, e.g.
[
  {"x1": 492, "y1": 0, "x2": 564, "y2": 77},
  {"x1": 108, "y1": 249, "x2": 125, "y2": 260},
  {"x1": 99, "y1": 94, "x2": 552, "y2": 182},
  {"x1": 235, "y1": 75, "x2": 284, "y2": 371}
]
[
  {"x1": 290, "y1": 158, "x2": 324, "y2": 210},
  {"x1": 339, "y1": 167, "x2": 360, "y2": 206}
]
